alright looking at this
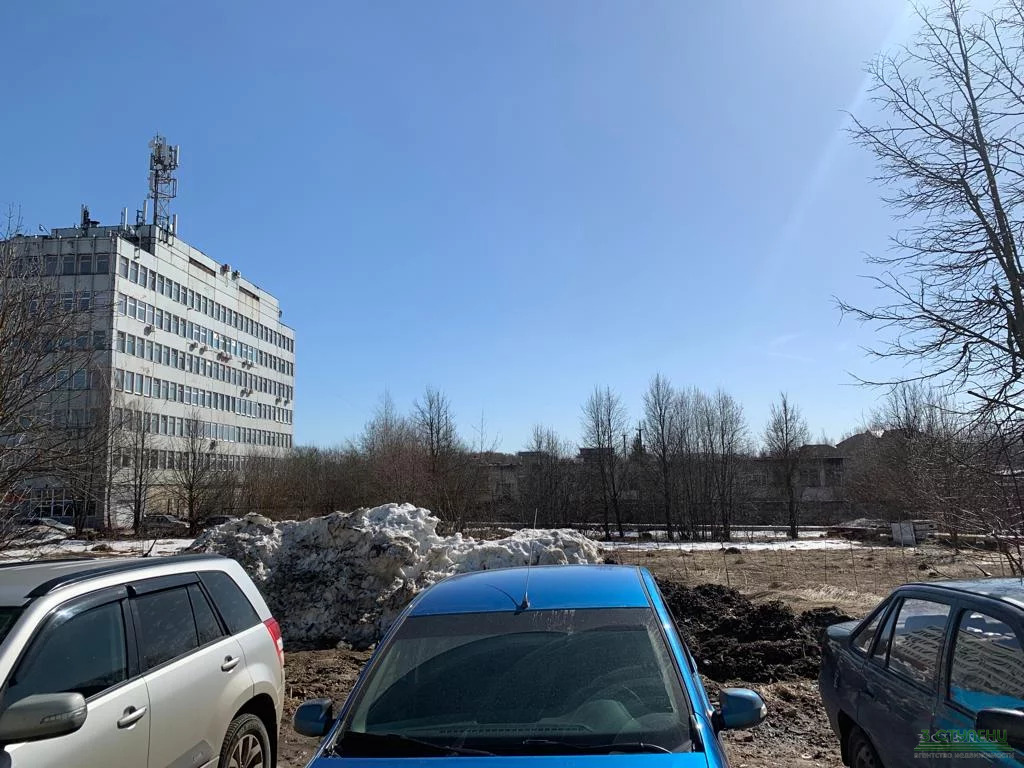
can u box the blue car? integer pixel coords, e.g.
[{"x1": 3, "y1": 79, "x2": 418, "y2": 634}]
[
  {"x1": 294, "y1": 564, "x2": 767, "y2": 766},
  {"x1": 819, "y1": 578, "x2": 1024, "y2": 768}
]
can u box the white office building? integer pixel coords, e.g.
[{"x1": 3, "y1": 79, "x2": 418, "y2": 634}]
[{"x1": 12, "y1": 212, "x2": 296, "y2": 523}]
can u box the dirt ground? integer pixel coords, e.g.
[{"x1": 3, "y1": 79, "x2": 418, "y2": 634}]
[{"x1": 278, "y1": 542, "x2": 1008, "y2": 768}]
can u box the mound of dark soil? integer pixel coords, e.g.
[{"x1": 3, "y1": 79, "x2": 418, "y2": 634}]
[{"x1": 656, "y1": 580, "x2": 854, "y2": 683}]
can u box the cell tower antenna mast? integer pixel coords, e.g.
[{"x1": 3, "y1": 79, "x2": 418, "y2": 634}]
[{"x1": 147, "y1": 134, "x2": 179, "y2": 231}]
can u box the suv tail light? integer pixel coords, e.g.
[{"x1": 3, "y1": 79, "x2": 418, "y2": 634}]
[{"x1": 264, "y1": 617, "x2": 284, "y2": 665}]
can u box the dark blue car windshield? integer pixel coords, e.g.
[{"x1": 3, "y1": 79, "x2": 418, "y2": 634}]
[{"x1": 338, "y1": 607, "x2": 694, "y2": 756}]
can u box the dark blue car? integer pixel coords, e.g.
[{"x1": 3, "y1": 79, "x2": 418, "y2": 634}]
[
  {"x1": 819, "y1": 578, "x2": 1024, "y2": 767},
  {"x1": 294, "y1": 564, "x2": 767, "y2": 766}
]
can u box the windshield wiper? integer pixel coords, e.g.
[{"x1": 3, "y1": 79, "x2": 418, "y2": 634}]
[
  {"x1": 520, "y1": 739, "x2": 672, "y2": 754},
  {"x1": 337, "y1": 731, "x2": 494, "y2": 757}
]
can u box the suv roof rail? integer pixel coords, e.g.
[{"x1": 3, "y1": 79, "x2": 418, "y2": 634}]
[{"x1": 26, "y1": 553, "x2": 227, "y2": 599}]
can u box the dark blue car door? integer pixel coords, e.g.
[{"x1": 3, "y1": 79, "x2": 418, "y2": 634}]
[
  {"x1": 857, "y1": 594, "x2": 952, "y2": 768},
  {"x1": 930, "y1": 599, "x2": 1024, "y2": 766}
]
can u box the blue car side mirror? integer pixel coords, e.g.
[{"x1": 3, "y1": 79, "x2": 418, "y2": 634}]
[
  {"x1": 713, "y1": 688, "x2": 767, "y2": 732},
  {"x1": 293, "y1": 698, "x2": 334, "y2": 738}
]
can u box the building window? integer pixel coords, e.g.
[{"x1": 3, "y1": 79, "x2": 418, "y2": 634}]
[
  {"x1": 78, "y1": 254, "x2": 92, "y2": 274},
  {"x1": 129, "y1": 261, "x2": 138, "y2": 283},
  {"x1": 93, "y1": 331, "x2": 107, "y2": 350},
  {"x1": 148, "y1": 270, "x2": 156, "y2": 291},
  {"x1": 78, "y1": 291, "x2": 91, "y2": 312},
  {"x1": 134, "y1": 375, "x2": 143, "y2": 396},
  {"x1": 119, "y1": 256, "x2": 129, "y2": 278},
  {"x1": 124, "y1": 371, "x2": 135, "y2": 392}
]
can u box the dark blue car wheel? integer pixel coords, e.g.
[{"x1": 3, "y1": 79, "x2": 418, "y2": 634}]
[{"x1": 847, "y1": 726, "x2": 882, "y2": 768}]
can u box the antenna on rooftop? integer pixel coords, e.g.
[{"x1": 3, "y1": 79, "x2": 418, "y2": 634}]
[{"x1": 147, "y1": 134, "x2": 180, "y2": 232}]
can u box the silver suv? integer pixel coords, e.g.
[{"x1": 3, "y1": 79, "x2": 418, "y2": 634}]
[{"x1": 0, "y1": 554, "x2": 284, "y2": 768}]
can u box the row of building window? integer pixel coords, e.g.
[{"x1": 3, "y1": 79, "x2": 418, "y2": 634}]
[
  {"x1": 114, "y1": 447, "x2": 247, "y2": 473},
  {"x1": 113, "y1": 405, "x2": 292, "y2": 450},
  {"x1": 117, "y1": 292, "x2": 293, "y2": 376},
  {"x1": 113, "y1": 368, "x2": 293, "y2": 426},
  {"x1": 115, "y1": 331, "x2": 293, "y2": 403},
  {"x1": 40, "y1": 252, "x2": 112, "y2": 277},
  {"x1": 118, "y1": 256, "x2": 293, "y2": 353}
]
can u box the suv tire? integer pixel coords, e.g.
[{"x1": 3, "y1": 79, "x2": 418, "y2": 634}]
[
  {"x1": 847, "y1": 725, "x2": 883, "y2": 768},
  {"x1": 219, "y1": 712, "x2": 271, "y2": 768}
]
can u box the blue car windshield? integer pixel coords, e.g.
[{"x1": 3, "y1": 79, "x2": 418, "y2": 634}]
[{"x1": 338, "y1": 607, "x2": 694, "y2": 756}]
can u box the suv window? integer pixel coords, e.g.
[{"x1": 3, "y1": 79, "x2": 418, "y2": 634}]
[
  {"x1": 887, "y1": 598, "x2": 950, "y2": 688},
  {"x1": 188, "y1": 583, "x2": 225, "y2": 645},
  {"x1": 949, "y1": 610, "x2": 1024, "y2": 713},
  {"x1": 199, "y1": 571, "x2": 260, "y2": 634},
  {"x1": 852, "y1": 604, "x2": 886, "y2": 654},
  {"x1": 7, "y1": 601, "x2": 127, "y2": 704},
  {"x1": 135, "y1": 587, "x2": 199, "y2": 668}
]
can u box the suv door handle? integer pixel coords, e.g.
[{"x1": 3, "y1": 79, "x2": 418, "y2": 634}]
[
  {"x1": 221, "y1": 655, "x2": 240, "y2": 672},
  {"x1": 117, "y1": 706, "x2": 147, "y2": 729}
]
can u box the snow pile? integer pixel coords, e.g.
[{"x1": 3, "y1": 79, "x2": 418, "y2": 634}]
[{"x1": 187, "y1": 503, "x2": 601, "y2": 649}]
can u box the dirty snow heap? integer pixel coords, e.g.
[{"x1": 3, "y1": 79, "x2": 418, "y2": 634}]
[{"x1": 188, "y1": 503, "x2": 601, "y2": 649}]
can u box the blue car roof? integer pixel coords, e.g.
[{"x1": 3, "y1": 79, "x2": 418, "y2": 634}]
[{"x1": 409, "y1": 565, "x2": 653, "y2": 616}]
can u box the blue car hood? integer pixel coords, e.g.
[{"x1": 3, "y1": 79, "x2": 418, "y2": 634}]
[{"x1": 306, "y1": 755, "x2": 711, "y2": 768}]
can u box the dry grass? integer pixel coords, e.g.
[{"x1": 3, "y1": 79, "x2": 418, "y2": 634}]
[{"x1": 629, "y1": 541, "x2": 1008, "y2": 617}]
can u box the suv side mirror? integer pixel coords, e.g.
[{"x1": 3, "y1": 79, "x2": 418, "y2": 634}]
[
  {"x1": 0, "y1": 693, "x2": 87, "y2": 745},
  {"x1": 712, "y1": 688, "x2": 767, "y2": 732},
  {"x1": 293, "y1": 698, "x2": 333, "y2": 738},
  {"x1": 976, "y1": 708, "x2": 1024, "y2": 749}
]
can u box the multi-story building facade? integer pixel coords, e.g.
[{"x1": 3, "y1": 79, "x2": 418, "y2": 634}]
[{"x1": 11, "y1": 214, "x2": 295, "y2": 524}]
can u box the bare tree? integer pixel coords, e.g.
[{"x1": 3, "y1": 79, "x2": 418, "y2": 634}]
[
  {"x1": 115, "y1": 399, "x2": 158, "y2": 533},
  {"x1": 839, "y1": 0, "x2": 1024, "y2": 420},
  {"x1": 413, "y1": 387, "x2": 476, "y2": 528},
  {"x1": 764, "y1": 393, "x2": 810, "y2": 539},
  {"x1": 359, "y1": 391, "x2": 425, "y2": 504},
  {"x1": 0, "y1": 209, "x2": 101, "y2": 518},
  {"x1": 581, "y1": 386, "x2": 628, "y2": 538},
  {"x1": 707, "y1": 389, "x2": 749, "y2": 541},
  {"x1": 643, "y1": 374, "x2": 678, "y2": 540},
  {"x1": 168, "y1": 410, "x2": 227, "y2": 535},
  {"x1": 59, "y1": 383, "x2": 117, "y2": 533},
  {"x1": 518, "y1": 425, "x2": 577, "y2": 528}
]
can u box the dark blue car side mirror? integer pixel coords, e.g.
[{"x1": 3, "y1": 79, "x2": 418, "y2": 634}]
[
  {"x1": 293, "y1": 698, "x2": 334, "y2": 738},
  {"x1": 713, "y1": 688, "x2": 767, "y2": 732},
  {"x1": 976, "y1": 708, "x2": 1024, "y2": 749}
]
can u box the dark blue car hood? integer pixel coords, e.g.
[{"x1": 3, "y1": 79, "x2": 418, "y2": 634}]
[{"x1": 305, "y1": 755, "x2": 711, "y2": 768}]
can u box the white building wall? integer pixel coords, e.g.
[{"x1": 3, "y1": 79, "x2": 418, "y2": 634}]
[{"x1": 13, "y1": 222, "x2": 296, "y2": 521}]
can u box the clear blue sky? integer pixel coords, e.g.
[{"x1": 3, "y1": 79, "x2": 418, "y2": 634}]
[{"x1": 1, "y1": 1, "x2": 920, "y2": 451}]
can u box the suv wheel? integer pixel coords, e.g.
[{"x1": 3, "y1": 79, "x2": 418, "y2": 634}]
[
  {"x1": 847, "y1": 725, "x2": 882, "y2": 768},
  {"x1": 220, "y1": 713, "x2": 271, "y2": 768}
]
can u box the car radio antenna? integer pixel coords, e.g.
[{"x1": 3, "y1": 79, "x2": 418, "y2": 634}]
[{"x1": 517, "y1": 508, "x2": 539, "y2": 613}]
